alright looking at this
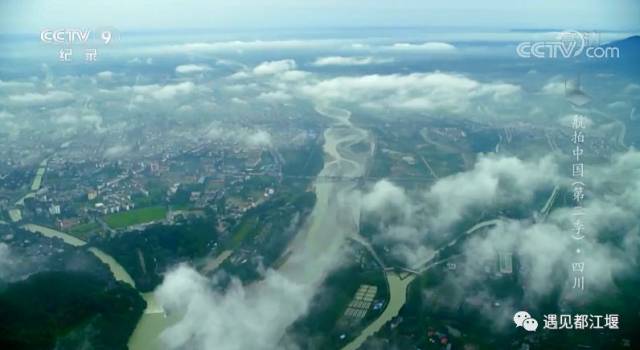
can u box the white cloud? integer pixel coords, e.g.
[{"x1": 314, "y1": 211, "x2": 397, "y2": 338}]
[
  {"x1": 362, "y1": 149, "x2": 640, "y2": 306},
  {"x1": 227, "y1": 71, "x2": 251, "y2": 80},
  {"x1": 460, "y1": 211, "x2": 628, "y2": 304},
  {"x1": 228, "y1": 60, "x2": 303, "y2": 82},
  {"x1": 278, "y1": 70, "x2": 310, "y2": 82},
  {"x1": 157, "y1": 265, "x2": 310, "y2": 350},
  {"x1": 362, "y1": 180, "x2": 410, "y2": 218},
  {"x1": 312, "y1": 56, "x2": 393, "y2": 66},
  {"x1": 132, "y1": 81, "x2": 196, "y2": 100},
  {"x1": 55, "y1": 114, "x2": 79, "y2": 124},
  {"x1": 350, "y1": 43, "x2": 370, "y2": 49},
  {"x1": 127, "y1": 57, "x2": 154, "y2": 65},
  {"x1": 387, "y1": 42, "x2": 456, "y2": 51},
  {"x1": 300, "y1": 72, "x2": 521, "y2": 114},
  {"x1": 8, "y1": 91, "x2": 74, "y2": 105},
  {"x1": 104, "y1": 144, "x2": 131, "y2": 158},
  {"x1": 97, "y1": 71, "x2": 114, "y2": 79},
  {"x1": 247, "y1": 130, "x2": 272, "y2": 147},
  {"x1": 257, "y1": 91, "x2": 292, "y2": 102},
  {"x1": 253, "y1": 59, "x2": 296, "y2": 76},
  {"x1": 142, "y1": 40, "x2": 344, "y2": 55},
  {"x1": 231, "y1": 97, "x2": 247, "y2": 104},
  {"x1": 176, "y1": 64, "x2": 212, "y2": 74},
  {"x1": 0, "y1": 79, "x2": 35, "y2": 89},
  {"x1": 623, "y1": 83, "x2": 640, "y2": 94},
  {"x1": 0, "y1": 110, "x2": 15, "y2": 119},
  {"x1": 206, "y1": 123, "x2": 272, "y2": 148},
  {"x1": 361, "y1": 154, "x2": 560, "y2": 266},
  {"x1": 541, "y1": 81, "x2": 565, "y2": 95},
  {"x1": 426, "y1": 155, "x2": 557, "y2": 228},
  {"x1": 222, "y1": 83, "x2": 259, "y2": 93}
]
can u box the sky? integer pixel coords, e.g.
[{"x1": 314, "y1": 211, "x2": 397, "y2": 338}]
[{"x1": 1, "y1": 0, "x2": 639, "y2": 35}]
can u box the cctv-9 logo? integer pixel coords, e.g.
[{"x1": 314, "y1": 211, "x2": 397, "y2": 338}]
[
  {"x1": 95, "y1": 26, "x2": 120, "y2": 45},
  {"x1": 40, "y1": 27, "x2": 120, "y2": 45}
]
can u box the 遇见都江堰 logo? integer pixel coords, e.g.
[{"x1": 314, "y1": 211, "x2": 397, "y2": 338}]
[{"x1": 514, "y1": 311, "x2": 539, "y2": 332}]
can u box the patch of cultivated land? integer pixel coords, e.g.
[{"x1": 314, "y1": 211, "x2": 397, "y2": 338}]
[{"x1": 104, "y1": 206, "x2": 167, "y2": 229}]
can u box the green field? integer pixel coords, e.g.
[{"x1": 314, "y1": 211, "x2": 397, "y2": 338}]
[
  {"x1": 104, "y1": 206, "x2": 167, "y2": 229},
  {"x1": 229, "y1": 216, "x2": 259, "y2": 249},
  {"x1": 66, "y1": 222, "x2": 101, "y2": 240}
]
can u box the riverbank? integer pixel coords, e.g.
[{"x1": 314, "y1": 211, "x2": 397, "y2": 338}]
[{"x1": 19, "y1": 223, "x2": 166, "y2": 350}]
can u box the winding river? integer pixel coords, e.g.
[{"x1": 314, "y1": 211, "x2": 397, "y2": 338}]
[
  {"x1": 278, "y1": 104, "x2": 370, "y2": 279},
  {"x1": 21, "y1": 105, "x2": 558, "y2": 350},
  {"x1": 22, "y1": 104, "x2": 376, "y2": 350},
  {"x1": 20, "y1": 224, "x2": 164, "y2": 350}
]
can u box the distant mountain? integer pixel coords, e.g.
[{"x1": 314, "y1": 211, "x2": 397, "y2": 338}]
[{"x1": 602, "y1": 35, "x2": 640, "y2": 58}]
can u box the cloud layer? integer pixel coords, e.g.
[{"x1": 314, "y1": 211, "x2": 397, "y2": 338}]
[
  {"x1": 299, "y1": 72, "x2": 522, "y2": 114},
  {"x1": 312, "y1": 56, "x2": 394, "y2": 66}
]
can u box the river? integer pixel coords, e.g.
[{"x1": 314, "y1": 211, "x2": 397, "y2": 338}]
[
  {"x1": 20, "y1": 224, "x2": 165, "y2": 349},
  {"x1": 341, "y1": 180, "x2": 562, "y2": 349},
  {"x1": 277, "y1": 104, "x2": 371, "y2": 283},
  {"x1": 22, "y1": 103, "x2": 375, "y2": 350},
  {"x1": 342, "y1": 272, "x2": 416, "y2": 350}
]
